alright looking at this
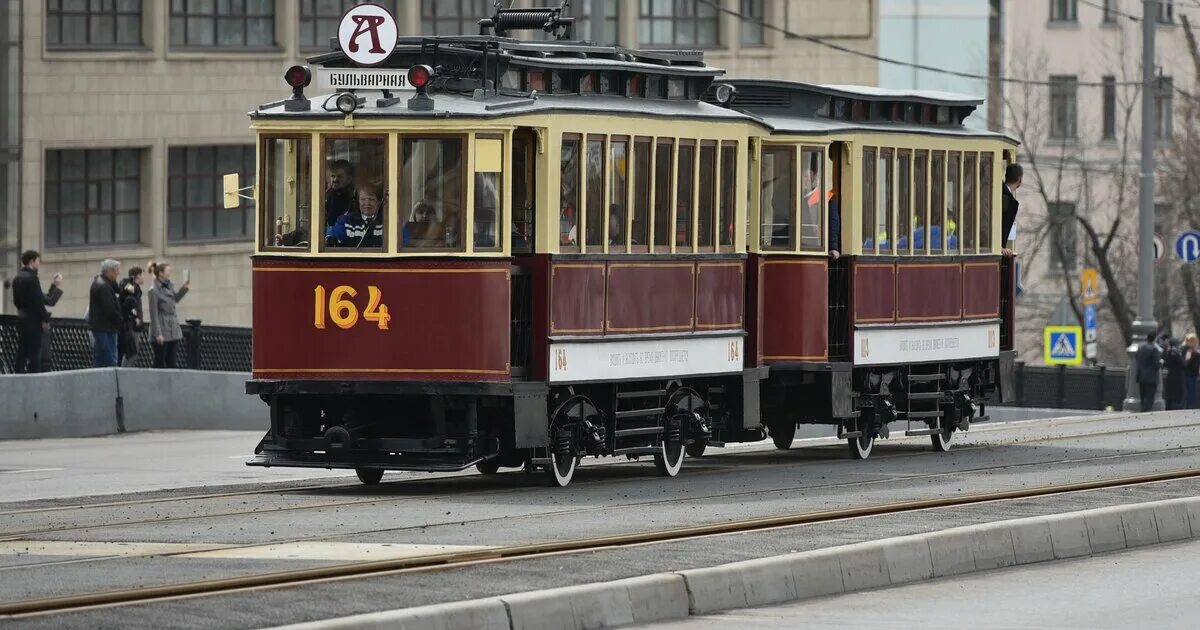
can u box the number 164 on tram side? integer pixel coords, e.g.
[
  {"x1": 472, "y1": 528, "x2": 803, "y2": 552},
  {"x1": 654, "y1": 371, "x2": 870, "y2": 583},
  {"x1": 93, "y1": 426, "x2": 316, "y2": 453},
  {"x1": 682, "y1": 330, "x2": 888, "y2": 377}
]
[{"x1": 239, "y1": 4, "x2": 1018, "y2": 487}]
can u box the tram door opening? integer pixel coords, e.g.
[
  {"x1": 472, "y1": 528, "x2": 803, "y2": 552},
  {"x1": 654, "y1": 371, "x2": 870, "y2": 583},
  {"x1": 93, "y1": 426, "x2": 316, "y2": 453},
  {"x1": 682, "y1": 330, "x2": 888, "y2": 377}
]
[
  {"x1": 827, "y1": 142, "x2": 850, "y2": 361},
  {"x1": 510, "y1": 128, "x2": 538, "y2": 375}
]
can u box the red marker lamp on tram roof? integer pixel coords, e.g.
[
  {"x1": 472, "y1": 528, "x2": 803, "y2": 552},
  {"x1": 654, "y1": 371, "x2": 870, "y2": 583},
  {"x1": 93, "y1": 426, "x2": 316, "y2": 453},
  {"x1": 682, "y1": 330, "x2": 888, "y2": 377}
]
[
  {"x1": 407, "y1": 64, "x2": 435, "y2": 112},
  {"x1": 283, "y1": 65, "x2": 312, "y2": 111}
]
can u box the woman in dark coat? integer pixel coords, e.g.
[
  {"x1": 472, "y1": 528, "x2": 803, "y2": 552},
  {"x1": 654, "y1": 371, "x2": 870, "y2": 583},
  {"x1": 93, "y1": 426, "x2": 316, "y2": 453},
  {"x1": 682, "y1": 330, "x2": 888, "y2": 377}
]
[
  {"x1": 1163, "y1": 338, "x2": 1187, "y2": 410},
  {"x1": 148, "y1": 261, "x2": 190, "y2": 369},
  {"x1": 117, "y1": 266, "x2": 145, "y2": 365}
]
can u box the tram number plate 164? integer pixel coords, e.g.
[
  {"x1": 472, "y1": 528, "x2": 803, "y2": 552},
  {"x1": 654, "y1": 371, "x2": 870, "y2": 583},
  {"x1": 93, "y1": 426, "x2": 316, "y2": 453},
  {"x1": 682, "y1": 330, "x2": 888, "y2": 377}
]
[{"x1": 313, "y1": 285, "x2": 391, "y2": 330}]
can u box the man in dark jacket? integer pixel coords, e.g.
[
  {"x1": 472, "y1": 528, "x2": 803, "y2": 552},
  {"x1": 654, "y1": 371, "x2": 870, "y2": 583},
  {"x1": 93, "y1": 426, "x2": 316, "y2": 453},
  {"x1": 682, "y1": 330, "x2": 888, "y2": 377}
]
[
  {"x1": 1135, "y1": 332, "x2": 1162, "y2": 413},
  {"x1": 1001, "y1": 163, "x2": 1022, "y2": 255},
  {"x1": 1164, "y1": 338, "x2": 1187, "y2": 410},
  {"x1": 12, "y1": 250, "x2": 63, "y2": 373},
  {"x1": 87, "y1": 259, "x2": 123, "y2": 368}
]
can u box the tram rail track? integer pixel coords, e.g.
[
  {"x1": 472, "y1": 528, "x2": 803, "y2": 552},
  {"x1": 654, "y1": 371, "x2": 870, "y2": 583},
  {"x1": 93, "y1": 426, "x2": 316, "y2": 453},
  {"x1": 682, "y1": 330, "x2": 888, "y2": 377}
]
[{"x1": 2, "y1": 466, "x2": 1200, "y2": 618}]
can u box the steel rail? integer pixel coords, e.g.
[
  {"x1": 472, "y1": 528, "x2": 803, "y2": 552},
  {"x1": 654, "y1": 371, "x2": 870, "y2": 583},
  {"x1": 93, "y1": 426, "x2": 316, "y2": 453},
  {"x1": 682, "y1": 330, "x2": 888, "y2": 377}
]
[{"x1": 3, "y1": 466, "x2": 1200, "y2": 618}]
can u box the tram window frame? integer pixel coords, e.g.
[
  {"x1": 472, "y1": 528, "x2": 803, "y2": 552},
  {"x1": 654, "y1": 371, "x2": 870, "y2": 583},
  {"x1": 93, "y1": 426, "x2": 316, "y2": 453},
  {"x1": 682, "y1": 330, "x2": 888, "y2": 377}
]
[
  {"x1": 930, "y1": 150, "x2": 945, "y2": 253},
  {"x1": 914, "y1": 150, "x2": 929, "y2": 255},
  {"x1": 697, "y1": 140, "x2": 718, "y2": 252},
  {"x1": 584, "y1": 134, "x2": 607, "y2": 253},
  {"x1": 979, "y1": 152, "x2": 994, "y2": 253},
  {"x1": 759, "y1": 144, "x2": 796, "y2": 251},
  {"x1": 877, "y1": 147, "x2": 893, "y2": 254},
  {"x1": 653, "y1": 138, "x2": 675, "y2": 253},
  {"x1": 258, "y1": 134, "x2": 313, "y2": 253},
  {"x1": 962, "y1": 152, "x2": 977, "y2": 254},
  {"x1": 609, "y1": 135, "x2": 630, "y2": 253},
  {"x1": 718, "y1": 141, "x2": 738, "y2": 252},
  {"x1": 896, "y1": 149, "x2": 912, "y2": 256},
  {"x1": 799, "y1": 146, "x2": 825, "y2": 253},
  {"x1": 473, "y1": 133, "x2": 504, "y2": 253},
  {"x1": 861, "y1": 146, "x2": 876, "y2": 254},
  {"x1": 398, "y1": 135, "x2": 467, "y2": 253},
  {"x1": 631, "y1": 137, "x2": 652, "y2": 253},
  {"x1": 946, "y1": 151, "x2": 960, "y2": 253},
  {"x1": 318, "y1": 134, "x2": 389, "y2": 254},
  {"x1": 675, "y1": 140, "x2": 697, "y2": 251},
  {"x1": 559, "y1": 133, "x2": 582, "y2": 253},
  {"x1": 512, "y1": 133, "x2": 536, "y2": 255}
]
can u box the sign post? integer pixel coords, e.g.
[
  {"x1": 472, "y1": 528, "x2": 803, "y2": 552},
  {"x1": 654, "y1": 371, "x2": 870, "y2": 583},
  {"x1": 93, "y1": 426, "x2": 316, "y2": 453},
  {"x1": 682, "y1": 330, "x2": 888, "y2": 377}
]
[
  {"x1": 1080, "y1": 267, "x2": 1100, "y2": 362},
  {"x1": 1045, "y1": 325, "x2": 1083, "y2": 366}
]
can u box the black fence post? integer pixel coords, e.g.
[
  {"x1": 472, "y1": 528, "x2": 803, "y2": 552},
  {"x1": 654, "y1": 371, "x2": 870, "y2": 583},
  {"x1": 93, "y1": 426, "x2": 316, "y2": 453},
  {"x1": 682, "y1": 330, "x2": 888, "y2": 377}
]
[
  {"x1": 1097, "y1": 365, "x2": 1107, "y2": 410},
  {"x1": 185, "y1": 319, "x2": 202, "y2": 370},
  {"x1": 1056, "y1": 364, "x2": 1067, "y2": 409},
  {"x1": 1015, "y1": 361, "x2": 1026, "y2": 406}
]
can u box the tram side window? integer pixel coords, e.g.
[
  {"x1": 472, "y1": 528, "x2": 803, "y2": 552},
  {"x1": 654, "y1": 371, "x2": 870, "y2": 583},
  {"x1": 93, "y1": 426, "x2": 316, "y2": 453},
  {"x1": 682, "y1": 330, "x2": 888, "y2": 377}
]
[
  {"x1": 963, "y1": 152, "x2": 977, "y2": 254},
  {"x1": 897, "y1": 150, "x2": 912, "y2": 255},
  {"x1": 474, "y1": 136, "x2": 503, "y2": 252},
  {"x1": 322, "y1": 137, "x2": 387, "y2": 250},
  {"x1": 631, "y1": 138, "x2": 651, "y2": 252},
  {"x1": 800, "y1": 147, "x2": 824, "y2": 252},
  {"x1": 930, "y1": 151, "x2": 945, "y2": 252},
  {"x1": 585, "y1": 135, "x2": 605, "y2": 252},
  {"x1": 719, "y1": 141, "x2": 737, "y2": 251},
  {"x1": 560, "y1": 135, "x2": 581, "y2": 252},
  {"x1": 400, "y1": 137, "x2": 465, "y2": 251},
  {"x1": 861, "y1": 147, "x2": 876, "y2": 253},
  {"x1": 698, "y1": 142, "x2": 717, "y2": 251},
  {"x1": 877, "y1": 148, "x2": 893, "y2": 253},
  {"x1": 261, "y1": 137, "x2": 312, "y2": 249},
  {"x1": 653, "y1": 140, "x2": 674, "y2": 251},
  {"x1": 610, "y1": 137, "x2": 629, "y2": 252},
  {"x1": 676, "y1": 141, "x2": 696, "y2": 250},
  {"x1": 946, "y1": 151, "x2": 960, "y2": 253},
  {"x1": 914, "y1": 150, "x2": 928, "y2": 253},
  {"x1": 979, "y1": 153, "x2": 994, "y2": 252},
  {"x1": 512, "y1": 134, "x2": 534, "y2": 254},
  {"x1": 760, "y1": 146, "x2": 794, "y2": 250}
]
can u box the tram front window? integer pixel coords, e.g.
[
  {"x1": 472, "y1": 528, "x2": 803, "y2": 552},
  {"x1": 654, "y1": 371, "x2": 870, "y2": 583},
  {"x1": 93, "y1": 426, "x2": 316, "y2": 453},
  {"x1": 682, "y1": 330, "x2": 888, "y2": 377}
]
[
  {"x1": 323, "y1": 137, "x2": 387, "y2": 250},
  {"x1": 761, "y1": 146, "x2": 794, "y2": 249},
  {"x1": 400, "y1": 137, "x2": 465, "y2": 251},
  {"x1": 261, "y1": 137, "x2": 312, "y2": 249}
]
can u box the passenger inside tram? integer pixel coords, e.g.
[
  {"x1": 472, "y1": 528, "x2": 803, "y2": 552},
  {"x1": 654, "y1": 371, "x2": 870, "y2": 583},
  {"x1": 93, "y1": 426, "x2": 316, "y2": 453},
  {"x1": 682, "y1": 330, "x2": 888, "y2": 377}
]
[
  {"x1": 324, "y1": 160, "x2": 358, "y2": 229},
  {"x1": 608, "y1": 205, "x2": 624, "y2": 246},
  {"x1": 326, "y1": 181, "x2": 385, "y2": 248},
  {"x1": 403, "y1": 201, "x2": 442, "y2": 246}
]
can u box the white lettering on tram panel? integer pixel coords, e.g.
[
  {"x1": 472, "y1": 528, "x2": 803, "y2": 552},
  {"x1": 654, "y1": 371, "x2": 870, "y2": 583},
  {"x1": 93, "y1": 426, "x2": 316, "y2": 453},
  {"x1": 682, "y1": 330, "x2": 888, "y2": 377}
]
[
  {"x1": 854, "y1": 322, "x2": 1000, "y2": 366},
  {"x1": 549, "y1": 336, "x2": 743, "y2": 383},
  {"x1": 316, "y1": 68, "x2": 413, "y2": 91}
]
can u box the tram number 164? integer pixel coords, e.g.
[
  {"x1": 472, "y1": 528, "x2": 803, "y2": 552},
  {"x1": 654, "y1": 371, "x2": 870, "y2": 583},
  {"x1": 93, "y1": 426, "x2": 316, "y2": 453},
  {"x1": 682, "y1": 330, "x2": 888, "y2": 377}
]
[{"x1": 314, "y1": 285, "x2": 391, "y2": 330}]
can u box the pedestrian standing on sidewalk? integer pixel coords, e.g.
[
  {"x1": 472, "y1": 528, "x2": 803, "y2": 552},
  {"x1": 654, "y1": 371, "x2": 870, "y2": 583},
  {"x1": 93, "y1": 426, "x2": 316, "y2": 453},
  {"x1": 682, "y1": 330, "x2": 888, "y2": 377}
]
[
  {"x1": 1163, "y1": 338, "x2": 1186, "y2": 410},
  {"x1": 148, "y1": 261, "x2": 189, "y2": 369},
  {"x1": 87, "y1": 259, "x2": 123, "y2": 368},
  {"x1": 118, "y1": 266, "x2": 145, "y2": 365},
  {"x1": 1184, "y1": 333, "x2": 1200, "y2": 409},
  {"x1": 12, "y1": 250, "x2": 63, "y2": 373},
  {"x1": 1135, "y1": 332, "x2": 1162, "y2": 413}
]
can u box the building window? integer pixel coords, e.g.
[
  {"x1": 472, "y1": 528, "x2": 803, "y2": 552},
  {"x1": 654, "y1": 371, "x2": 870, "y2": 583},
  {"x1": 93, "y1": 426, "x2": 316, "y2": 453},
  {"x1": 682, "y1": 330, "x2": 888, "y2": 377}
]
[
  {"x1": 1049, "y1": 0, "x2": 1077, "y2": 22},
  {"x1": 44, "y1": 149, "x2": 141, "y2": 248},
  {"x1": 1101, "y1": 0, "x2": 1116, "y2": 23},
  {"x1": 1158, "y1": 0, "x2": 1174, "y2": 23},
  {"x1": 1101, "y1": 75, "x2": 1116, "y2": 140},
  {"x1": 47, "y1": 0, "x2": 143, "y2": 48},
  {"x1": 300, "y1": 0, "x2": 396, "y2": 51},
  {"x1": 740, "y1": 0, "x2": 764, "y2": 46},
  {"x1": 570, "y1": 0, "x2": 620, "y2": 44},
  {"x1": 1049, "y1": 75, "x2": 1078, "y2": 139},
  {"x1": 421, "y1": 0, "x2": 490, "y2": 36},
  {"x1": 1048, "y1": 201, "x2": 1076, "y2": 271},
  {"x1": 1156, "y1": 76, "x2": 1174, "y2": 139},
  {"x1": 169, "y1": 0, "x2": 275, "y2": 49},
  {"x1": 639, "y1": 0, "x2": 720, "y2": 47},
  {"x1": 168, "y1": 145, "x2": 255, "y2": 242}
]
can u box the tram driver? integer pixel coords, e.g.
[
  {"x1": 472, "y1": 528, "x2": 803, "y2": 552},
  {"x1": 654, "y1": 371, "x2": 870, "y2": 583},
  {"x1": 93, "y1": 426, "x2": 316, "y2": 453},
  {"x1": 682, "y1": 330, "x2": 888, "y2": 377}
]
[
  {"x1": 324, "y1": 160, "x2": 358, "y2": 229},
  {"x1": 326, "y1": 181, "x2": 385, "y2": 248}
]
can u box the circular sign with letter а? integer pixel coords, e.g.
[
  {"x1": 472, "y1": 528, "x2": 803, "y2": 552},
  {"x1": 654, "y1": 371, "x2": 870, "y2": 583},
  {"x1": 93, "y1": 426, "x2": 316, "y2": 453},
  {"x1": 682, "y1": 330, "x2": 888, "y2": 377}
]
[{"x1": 338, "y1": 3, "x2": 398, "y2": 67}]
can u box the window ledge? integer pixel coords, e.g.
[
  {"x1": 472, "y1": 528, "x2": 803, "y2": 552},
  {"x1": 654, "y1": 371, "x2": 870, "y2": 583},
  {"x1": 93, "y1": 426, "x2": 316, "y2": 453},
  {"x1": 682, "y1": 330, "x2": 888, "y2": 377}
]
[
  {"x1": 166, "y1": 240, "x2": 254, "y2": 256},
  {"x1": 1046, "y1": 20, "x2": 1081, "y2": 29},
  {"x1": 44, "y1": 244, "x2": 156, "y2": 264},
  {"x1": 166, "y1": 46, "x2": 286, "y2": 61},
  {"x1": 44, "y1": 46, "x2": 154, "y2": 62}
]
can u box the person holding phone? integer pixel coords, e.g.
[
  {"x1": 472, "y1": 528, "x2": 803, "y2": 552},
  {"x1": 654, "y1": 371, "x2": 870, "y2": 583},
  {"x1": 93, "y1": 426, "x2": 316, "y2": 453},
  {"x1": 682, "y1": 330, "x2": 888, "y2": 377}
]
[
  {"x1": 148, "y1": 261, "x2": 190, "y2": 369},
  {"x1": 12, "y1": 250, "x2": 63, "y2": 373}
]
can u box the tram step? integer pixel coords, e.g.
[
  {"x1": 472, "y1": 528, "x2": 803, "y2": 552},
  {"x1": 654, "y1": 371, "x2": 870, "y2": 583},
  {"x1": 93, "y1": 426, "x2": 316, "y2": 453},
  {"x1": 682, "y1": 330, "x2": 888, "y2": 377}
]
[
  {"x1": 707, "y1": 441, "x2": 727, "y2": 447},
  {"x1": 616, "y1": 389, "x2": 667, "y2": 400},
  {"x1": 906, "y1": 392, "x2": 944, "y2": 401},
  {"x1": 615, "y1": 407, "x2": 666, "y2": 419},
  {"x1": 907, "y1": 374, "x2": 944, "y2": 383},
  {"x1": 904, "y1": 428, "x2": 943, "y2": 436},
  {"x1": 614, "y1": 446, "x2": 661, "y2": 456},
  {"x1": 840, "y1": 430, "x2": 863, "y2": 439},
  {"x1": 905, "y1": 411, "x2": 944, "y2": 419},
  {"x1": 614, "y1": 427, "x2": 664, "y2": 438}
]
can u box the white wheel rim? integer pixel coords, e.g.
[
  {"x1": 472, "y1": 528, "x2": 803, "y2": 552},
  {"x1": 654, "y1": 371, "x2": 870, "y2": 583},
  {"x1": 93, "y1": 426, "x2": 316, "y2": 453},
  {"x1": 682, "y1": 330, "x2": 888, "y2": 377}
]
[
  {"x1": 659, "y1": 440, "x2": 684, "y2": 476},
  {"x1": 854, "y1": 435, "x2": 874, "y2": 458},
  {"x1": 935, "y1": 430, "x2": 953, "y2": 451},
  {"x1": 548, "y1": 450, "x2": 576, "y2": 486}
]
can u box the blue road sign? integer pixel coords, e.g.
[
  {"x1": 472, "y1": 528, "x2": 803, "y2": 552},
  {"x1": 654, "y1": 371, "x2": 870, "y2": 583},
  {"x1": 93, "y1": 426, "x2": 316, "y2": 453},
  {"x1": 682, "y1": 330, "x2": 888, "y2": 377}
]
[
  {"x1": 1084, "y1": 304, "x2": 1097, "y2": 331},
  {"x1": 1045, "y1": 326, "x2": 1083, "y2": 366},
  {"x1": 1176, "y1": 230, "x2": 1200, "y2": 263}
]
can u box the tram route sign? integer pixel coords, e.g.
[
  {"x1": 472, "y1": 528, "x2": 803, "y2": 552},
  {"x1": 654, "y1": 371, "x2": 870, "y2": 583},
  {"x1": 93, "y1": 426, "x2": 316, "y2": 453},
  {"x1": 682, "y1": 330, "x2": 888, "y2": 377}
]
[
  {"x1": 316, "y1": 68, "x2": 413, "y2": 91},
  {"x1": 1176, "y1": 230, "x2": 1200, "y2": 263},
  {"x1": 1044, "y1": 325, "x2": 1084, "y2": 366},
  {"x1": 338, "y1": 2, "x2": 399, "y2": 67}
]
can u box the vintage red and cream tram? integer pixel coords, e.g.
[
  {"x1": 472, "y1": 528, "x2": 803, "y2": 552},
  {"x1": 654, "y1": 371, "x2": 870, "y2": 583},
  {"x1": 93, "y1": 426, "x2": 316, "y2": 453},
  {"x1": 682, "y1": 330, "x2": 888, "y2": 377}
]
[{"x1": 243, "y1": 5, "x2": 1017, "y2": 486}]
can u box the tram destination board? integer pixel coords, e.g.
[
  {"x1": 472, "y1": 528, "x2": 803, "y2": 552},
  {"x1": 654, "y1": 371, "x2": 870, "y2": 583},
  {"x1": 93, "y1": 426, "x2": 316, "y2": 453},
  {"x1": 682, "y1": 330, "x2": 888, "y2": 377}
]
[{"x1": 316, "y1": 68, "x2": 413, "y2": 91}]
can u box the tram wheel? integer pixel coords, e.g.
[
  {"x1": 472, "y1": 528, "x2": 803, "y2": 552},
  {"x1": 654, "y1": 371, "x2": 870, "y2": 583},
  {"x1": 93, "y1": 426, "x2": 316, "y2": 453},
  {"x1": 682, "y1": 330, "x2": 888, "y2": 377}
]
[
  {"x1": 543, "y1": 395, "x2": 595, "y2": 488},
  {"x1": 355, "y1": 468, "x2": 384, "y2": 485},
  {"x1": 685, "y1": 440, "x2": 707, "y2": 458},
  {"x1": 654, "y1": 418, "x2": 685, "y2": 477},
  {"x1": 475, "y1": 459, "x2": 502, "y2": 475},
  {"x1": 930, "y1": 426, "x2": 954, "y2": 452},
  {"x1": 847, "y1": 434, "x2": 875, "y2": 460},
  {"x1": 770, "y1": 422, "x2": 797, "y2": 450}
]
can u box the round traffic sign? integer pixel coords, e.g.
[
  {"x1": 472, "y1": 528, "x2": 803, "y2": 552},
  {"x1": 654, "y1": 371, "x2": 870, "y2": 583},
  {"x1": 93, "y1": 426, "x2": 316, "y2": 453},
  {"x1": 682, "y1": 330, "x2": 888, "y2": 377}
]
[
  {"x1": 1176, "y1": 230, "x2": 1200, "y2": 263},
  {"x1": 1154, "y1": 233, "x2": 1167, "y2": 264}
]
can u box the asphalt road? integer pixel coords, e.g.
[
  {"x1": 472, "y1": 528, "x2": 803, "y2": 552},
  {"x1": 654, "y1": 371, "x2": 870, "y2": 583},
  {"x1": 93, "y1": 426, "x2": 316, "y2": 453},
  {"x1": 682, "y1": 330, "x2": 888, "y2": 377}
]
[
  {"x1": 1, "y1": 409, "x2": 1198, "y2": 629},
  {"x1": 644, "y1": 538, "x2": 1200, "y2": 629}
]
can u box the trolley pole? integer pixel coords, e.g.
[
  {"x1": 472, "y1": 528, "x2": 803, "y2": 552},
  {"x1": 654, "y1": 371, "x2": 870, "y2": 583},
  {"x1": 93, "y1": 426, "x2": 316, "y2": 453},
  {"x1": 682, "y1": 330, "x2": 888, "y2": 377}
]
[{"x1": 1123, "y1": 0, "x2": 1163, "y2": 412}]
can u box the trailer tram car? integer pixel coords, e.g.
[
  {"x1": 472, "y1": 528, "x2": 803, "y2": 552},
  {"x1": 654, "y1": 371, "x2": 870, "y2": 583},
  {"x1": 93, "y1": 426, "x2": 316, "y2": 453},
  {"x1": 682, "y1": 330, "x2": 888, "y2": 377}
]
[{"x1": 244, "y1": 4, "x2": 1017, "y2": 487}]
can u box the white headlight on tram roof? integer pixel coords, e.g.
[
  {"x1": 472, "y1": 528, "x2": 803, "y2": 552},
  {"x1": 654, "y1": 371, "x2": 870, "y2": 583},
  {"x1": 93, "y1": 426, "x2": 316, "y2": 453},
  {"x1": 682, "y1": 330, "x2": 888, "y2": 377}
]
[
  {"x1": 714, "y1": 83, "x2": 737, "y2": 106},
  {"x1": 335, "y1": 92, "x2": 358, "y2": 115}
]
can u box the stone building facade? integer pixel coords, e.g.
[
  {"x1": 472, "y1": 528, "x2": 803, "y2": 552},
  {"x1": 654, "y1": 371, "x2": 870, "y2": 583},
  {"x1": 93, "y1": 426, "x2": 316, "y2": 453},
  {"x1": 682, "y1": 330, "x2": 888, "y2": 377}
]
[{"x1": 1, "y1": 0, "x2": 877, "y2": 326}]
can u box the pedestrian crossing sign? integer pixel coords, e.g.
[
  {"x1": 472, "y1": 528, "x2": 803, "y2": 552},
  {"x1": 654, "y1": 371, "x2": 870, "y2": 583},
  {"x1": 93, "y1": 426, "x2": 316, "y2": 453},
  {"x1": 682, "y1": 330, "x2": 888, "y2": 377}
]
[{"x1": 1044, "y1": 326, "x2": 1084, "y2": 366}]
